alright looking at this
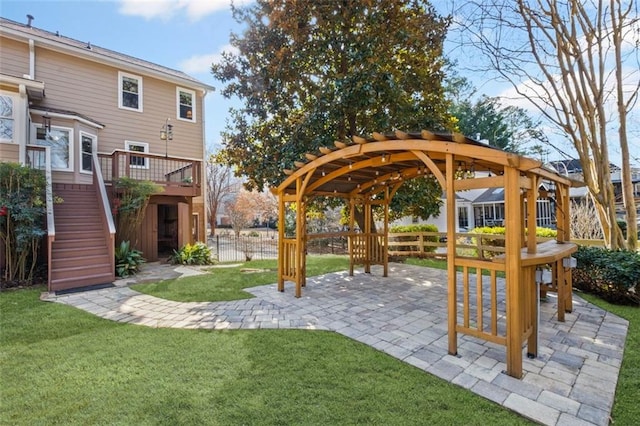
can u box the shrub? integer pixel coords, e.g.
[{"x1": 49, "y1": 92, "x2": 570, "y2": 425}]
[
  {"x1": 115, "y1": 240, "x2": 145, "y2": 277},
  {"x1": 573, "y1": 246, "x2": 640, "y2": 305},
  {"x1": 112, "y1": 177, "x2": 162, "y2": 246},
  {"x1": 466, "y1": 226, "x2": 557, "y2": 259},
  {"x1": 389, "y1": 224, "x2": 439, "y2": 254},
  {"x1": 0, "y1": 162, "x2": 47, "y2": 285},
  {"x1": 170, "y1": 242, "x2": 215, "y2": 265}
]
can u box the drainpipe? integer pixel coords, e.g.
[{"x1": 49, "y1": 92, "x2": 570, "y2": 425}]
[{"x1": 29, "y1": 39, "x2": 35, "y2": 79}]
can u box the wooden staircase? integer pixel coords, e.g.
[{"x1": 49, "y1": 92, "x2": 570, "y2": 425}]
[{"x1": 50, "y1": 183, "x2": 114, "y2": 292}]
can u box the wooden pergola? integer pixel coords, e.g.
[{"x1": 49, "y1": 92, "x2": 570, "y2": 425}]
[{"x1": 274, "y1": 130, "x2": 579, "y2": 378}]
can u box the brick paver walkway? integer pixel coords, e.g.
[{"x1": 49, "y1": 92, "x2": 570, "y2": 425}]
[{"x1": 46, "y1": 263, "x2": 628, "y2": 426}]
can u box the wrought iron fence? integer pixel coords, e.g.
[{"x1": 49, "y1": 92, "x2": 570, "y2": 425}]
[{"x1": 207, "y1": 233, "x2": 348, "y2": 262}]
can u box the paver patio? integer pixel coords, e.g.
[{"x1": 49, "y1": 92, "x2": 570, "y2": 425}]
[{"x1": 46, "y1": 263, "x2": 628, "y2": 426}]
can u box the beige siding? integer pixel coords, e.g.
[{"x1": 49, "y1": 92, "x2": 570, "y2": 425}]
[
  {"x1": 33, "y1": 48, "x2": 205, "y2": 162},
  {"x1": 0, "y1": 37, "x2": 30, "y2": 78},
  {"x1": 0, "y1": 142, "x2": 19, "y2": 162}
]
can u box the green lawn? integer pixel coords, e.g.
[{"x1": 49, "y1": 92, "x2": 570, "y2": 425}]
[
  {"x1": 0, "y1": 287, "x2": 531, "y2": 425},
  {"x1": 2, "y1": 255, "x2": 637, "y2": 425},
  {"x1": 132, "y1": 254, "x2": 350, "y2": 302}
]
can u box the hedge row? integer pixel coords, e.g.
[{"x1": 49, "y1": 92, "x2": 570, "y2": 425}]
[
  {"x1": 573, "y1": 246, "x2": 640, "y2": 306},
  {"x1": 389, "y1": 224, "x2": 439, "y2": 254}
]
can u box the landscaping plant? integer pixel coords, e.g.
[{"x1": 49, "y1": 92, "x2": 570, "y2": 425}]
[
  {"x1": 389, "y1": 223, "x2": 440, "y2": 255},
  {"x1": 0, "y1": 162, "x2": 46, "y2": 285},
  {"x1": 111, "y1": 177, "x2": 161, "y2": 246},
  {"x1": 573, "y1": 246, "x2": 640, "y2": 305},
  {"x1": 114, "y1": 240, "x2": 145, "y2": 277},
  {"x1": 170, "y1": 242, "x2": 215, "y2": 265}
]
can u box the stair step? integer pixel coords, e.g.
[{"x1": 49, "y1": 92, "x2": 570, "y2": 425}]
[
  {"x1": 51, "y1": 263, "x2": 113, "y2": 279},
  {"x1": 52, "y1": 254, "x2": 111, "y2": 269},
  {"x1": 54, "y1": 230, "x2": 105, "y2": 241},
  {"x1": 52, "y1": 246, "x2": 109, "y2": 259},
  {"x1": 55, "y1": 223, "x2": 103, "y2": 232},
  {"x1": 53, "y1": 238, "x2": 108, "y2": 250},
  {"x1": 50, "y1": 272, "x2": 114, "y2": 291}
]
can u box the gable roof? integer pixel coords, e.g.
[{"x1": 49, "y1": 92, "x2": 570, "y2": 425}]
[
  {"x1": 548, "y1": 158, "x2": 621, "y2": 175},
  {"x1": 0, "y1": 16, "x2": 215, "y2": 92}
]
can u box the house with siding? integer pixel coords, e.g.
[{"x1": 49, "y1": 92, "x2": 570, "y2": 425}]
[{"x1": 0, "y1": 16, "x2": 213, "y2": 291}]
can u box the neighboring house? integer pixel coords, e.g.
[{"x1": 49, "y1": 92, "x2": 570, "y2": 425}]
[
  {"x1": 392, "y1": 175, "x2": 556, "y2": 232},
  {"x1": 548, "y1": 159, "x2": 640, "y2": 223},
  {"x1": 0, "y1": 16, "x2": 213, "y2": 291}
]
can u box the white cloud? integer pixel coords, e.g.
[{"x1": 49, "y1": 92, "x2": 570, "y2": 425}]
[
  {"x1": 179, "y1": 44, "x2": 238, "y2": 74},
  {"x1": 118, "y1": 0, "x2": 254, "y2": 21}
]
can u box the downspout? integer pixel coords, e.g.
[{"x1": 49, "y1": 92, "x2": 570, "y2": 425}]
[{"x1": 29, "y1": 39, "x2": 35, "y2": 79}]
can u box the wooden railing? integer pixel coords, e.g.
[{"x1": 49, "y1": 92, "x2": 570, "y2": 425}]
[
  {"x1": 388, "y1": 231, "x2": 560, "y2": 258},
  {"x1": 98, "y1": 150, "x2": 201, "y2": 196},
  {"x1": 454, "y1": 258, "x2": 508, "y2": 346},
  {"x1": 92, "y1": 152, "x2": 115, "y2": 281},
  {"x1": 26, "y1": 145, "x2": 55, "y2": 289},
  {"x1": 281, "y1": 238, "x2": 298, "y2": 281},
  {"x1": 349, "y1": 232, "x2": 386, "y2": 267}
]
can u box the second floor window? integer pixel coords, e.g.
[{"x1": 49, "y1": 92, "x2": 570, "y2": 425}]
[
  {"x1": 177, "y1": 87, "x2": 195, "y2": 121},
  {"x1": 125, "y1": 141, "x2": 148, "y2": 169},
  {"x1": 0, "y1": 95, "x2": 14, "y2": 141},
  {"x1": 119, "y1": 72, "x2": 143, "y2": 112}
]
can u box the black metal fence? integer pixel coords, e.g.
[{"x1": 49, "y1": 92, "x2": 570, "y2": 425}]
[{"x1": 208, "y1": 233, "x2": 348, "y2": 262}]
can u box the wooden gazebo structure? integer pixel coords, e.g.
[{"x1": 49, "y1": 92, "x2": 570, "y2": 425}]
[{"x1": 274, "y1": 130, "x2": 579, "y2": 378}]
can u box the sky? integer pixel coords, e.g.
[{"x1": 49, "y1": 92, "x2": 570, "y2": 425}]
[{"x1": 1, "y1": 0, "x2": 636, "y2": 167}]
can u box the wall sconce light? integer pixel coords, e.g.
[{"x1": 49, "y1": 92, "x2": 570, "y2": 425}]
[
  {"x1": 42, "y1": 114, "x2": 51, "y2": 133},
  {"x1": 160, "y1": 119, "x2": 173, "y2": 157}
]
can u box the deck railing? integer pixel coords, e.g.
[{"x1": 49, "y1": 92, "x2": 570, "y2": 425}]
[{"x1": 98, "y1": 150, "x2": 201, "y2": 195}]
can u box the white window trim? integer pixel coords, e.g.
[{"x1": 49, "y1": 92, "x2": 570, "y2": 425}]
[
  {"x1": 0, "y1": 92, "x2": 15, "y2": 143},
  {"x1": 176, "y1": 87, "x2": 196, "y2": 122},
  {"x1": 125, "y1": 140, "x2": 149, "y2": 169},
  {"x1": 118, "y1": 71, "x2": 143, "y2": 112},
  {"x1": 30, "y1": 123, "x2": 74, "y2": 172},
  {"x1": 79, "y1": 131, "x2": 97, "y2": 175}
]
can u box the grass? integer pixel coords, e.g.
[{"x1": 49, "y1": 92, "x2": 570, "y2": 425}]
[
  {"x1": 0, "y1": 287, "x2": 532, "y2": 425},
  {"x1": 132, "y1": 254, "x2": 350, "y2": 302}
]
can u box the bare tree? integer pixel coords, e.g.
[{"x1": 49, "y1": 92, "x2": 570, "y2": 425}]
[
  {"x1": 451, "y1": 0, "x2": 639, "y2": 249},
  {"x1": 225, "y1": 190, "x2": 262, "y2": 238},
  {"x1": 206, "y1": 154, "x2": 238, "y2": 237}
]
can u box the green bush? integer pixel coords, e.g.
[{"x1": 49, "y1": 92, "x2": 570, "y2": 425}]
[
  {"x1": 466, "y1": 226, "x2": 557, "y2": 259},
  {"x1": 0, "y1": 162, "x2": 47, "y2": 285},
  {"x1": 389, "y1": 224, "x2": 439, "y2": 254},
  {"x1": 573, "y1": 246, "x2": 640, "y2": 305},
  {"x1": 115, "y1": 240, "x2": 145, "y2": 277},
  {"x1": 170, "y1": 242, "x2": 215, "y2": 265}
]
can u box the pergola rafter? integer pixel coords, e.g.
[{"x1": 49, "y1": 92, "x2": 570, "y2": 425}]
[{"x1": 273, "y1": 130, "x2": 582, "y2": 378}]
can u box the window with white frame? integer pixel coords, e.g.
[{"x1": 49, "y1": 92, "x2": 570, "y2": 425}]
[
  {"x1": 177, "y1": 87, "x2": 195, "y2": 121},
  {"x1": 125, "y1": 141, "x2": 148, "y2": 169},
  {"x1": 80, "y1": 132, "x2": 96, "y2": 173},
  {"x1": 0, "y1": 95, "x2": 14, "y2": 142},
  {"x1": 458, "y1": 206, "x2": 469, "y2": 229},
  {"x1": 118, "y1": 71, "x2": 143, "y2": 112},
  {"x1": 31, "y1": 125, "x2": 73, "y2": 171}
]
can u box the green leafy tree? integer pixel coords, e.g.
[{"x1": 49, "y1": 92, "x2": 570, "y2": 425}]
[
  {"x1": 445, "y1": 75, "x2": 548, "y2": 154},
  {"x1": 212, "y1": 0, "x2": 452, "y2": 195},
  {"x1": 0, "y1": 162, "x2": 46, "y2": 284},
  {"x1": 451, "y1": 96, "x2": 548, "y2": 154}
]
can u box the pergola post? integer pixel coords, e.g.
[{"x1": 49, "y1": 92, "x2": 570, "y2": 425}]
[
  {"x1": 383, "y1": 186, "x2": 389, "y2": 277},
  {"x1": 349, "y1": 196, "x2": 355, "y2": 276},
  {"x1": 277, "y1": 193, "x2": 285, "y2": 292},
  {"x1": 526, "y1": 174, "x2": 539, "y2": 357},
  {"x1": 364, "y1": 197, "x2": 372, "y2": 274},
  {"x1": 295, "y1": 178, "x2": 304, "y2": 298},
  {"x1": 504, "y1": 165, "x2": 524, "y2": 378},
  {"x1": 446, "y1": 153, "x2": 458, "y2": 356}
]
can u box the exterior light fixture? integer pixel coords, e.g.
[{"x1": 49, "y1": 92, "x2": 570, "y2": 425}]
[
  {"x1": 160, "y1": 118, "x2": 173, "y2": 158},
  {"x1": 42, "y1": 114, "x2": 51, "y2": 133}
]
